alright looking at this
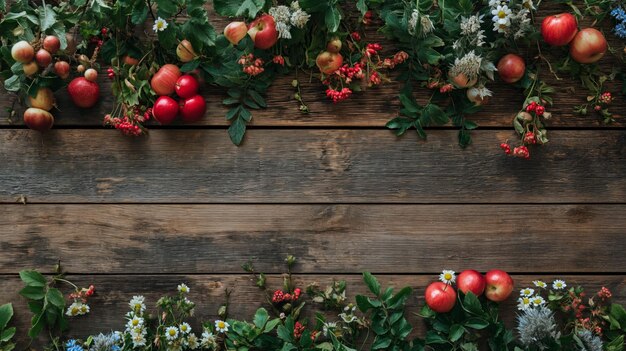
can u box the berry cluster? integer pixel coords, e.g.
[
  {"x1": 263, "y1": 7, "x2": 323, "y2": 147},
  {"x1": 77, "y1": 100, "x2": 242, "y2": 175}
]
[
  {"x1": 106, "y1": 67, "x2": 115, "y2": 80},
  {"x1": 362, "y1": 10, "x2": 373, "y2": 25},
  {"x1": 325, "y1": 88, "x2": 353, "y2": 103},
  {"x1": 103, "y1": 106, "x2": 151, "y2": 136},
  {"x1": 68, "y1": 284, "x2": 95, "y2": 302},
  {"x1": 272, "y1": 288, "x2": 302, "y2": 303},
  {"x1": 272, "y1": 55, "x2": 285, "y2": 66},
  {"x1": 238, "y1": 54, "x2": 264, "y2": 76}
]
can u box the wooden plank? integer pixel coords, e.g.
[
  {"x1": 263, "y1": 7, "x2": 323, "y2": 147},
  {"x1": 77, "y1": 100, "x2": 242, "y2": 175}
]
[
  {"x1": 2, "y1": 274, "x2": 624, "y2": 344},
  {"x1": 2, "y1": 204, "x2": 625, "y2": 274},
  {"x1": 1, "y1": 130, "x2": 625, "y2": 203}
]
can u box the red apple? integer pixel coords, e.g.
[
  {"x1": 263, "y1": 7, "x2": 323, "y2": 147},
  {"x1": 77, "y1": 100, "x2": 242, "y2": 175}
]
[
  {"x1": 497, "y1": 54, "x2": 526, "y2": 84},
  {"x1": 23, "y1": 108, "x2": 54, "y2": 131},
  {"x1": 35, "y1": 49, "x2": 52, "y2": 68},
  {"x1": 152, "y1": 96, "x2": 179, "y2": 125},
  {"x1": 484, "y1": 270, "x2": 514, "y2": 302},
  {"x1": 67, "y1": 77, "x2": 100, "y2": 108},
  {"x1": 54, "y1": 61, "x2": 70, "y2": 79},
  {"x1": 176, "y1": 40, "x2": 198, "y2": 63},
  {"x1": 541, "y1": 13, "x2": 578, "y2": 46},
  {"x1": 179, "y1": 95, "x2": 206, "y2": 122},
  {"x1": 569, "y1": 28, "x2": 608, "y2": 64},
  {"x1": 175, "y1": 75, "x2": 200, "y2": 99},
  {"x1": 457, "y1": 270, "x2": 486, "y2": 296},
  {"x1": 316, "y1": 51, "x2": 343, "y2": 75},
  {"x1": 248, "y1": 15, "x2": 278, "y2": 50},
  {"x1": 11, "y1": 41, "x2": 35, "y2": 63},
  {"x1": 224, "y1": 21, "x2": 248, "y2": 45},
  {"x1": 425, "y1": 282, "x2": 457, "y2": 313},
  {"x1": 449, "y1": 72, "x2": 477, "y2": 88},
  {"x1": 42, "y1": 35, "x2": 61, "y2": 54},
  {"x1": 151, "y1": 64, "x2": 182, "y2": 96}
]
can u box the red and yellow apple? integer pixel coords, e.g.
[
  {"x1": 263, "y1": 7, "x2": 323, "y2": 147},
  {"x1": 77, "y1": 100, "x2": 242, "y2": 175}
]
[
  {"x1": 224, "y1": 21, "x2": 248, "y2": 45},
  {"x1": 569, "y1": 28, "x2": 608, "y2": 64},
  {"x1": 484, "y1": 270, "x2": 514, "y2": 302},
  {"x1": 541, "y1": 13, "x2": 578, "y2": 46},
  {"x1": 316, "y1": 51, "x2": 343, "y2": 75},
  {"x1": 497, "y1": 54, "x2": 526, "y2": 84},
  {"x1": 457, "y1": 270, "x2": 486, "y2": 296},
  {"x1": 248, "y1": 15, "x2": 278, "y2": 50},
  {"x1": 424, "y1": 282, "x2": 457, "y2": 313}
]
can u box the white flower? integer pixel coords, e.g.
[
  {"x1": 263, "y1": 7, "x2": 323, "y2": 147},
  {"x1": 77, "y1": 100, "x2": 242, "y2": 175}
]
[
  {"x1": 66, "y1": 301, "x2": 90, "y2": 316},
  {"x1": 522, "y1": 0, "x2": 535, "y2": 10},
  {"x1": 520, "y1": 288, "x2": 535, "y2": 297},
  {"x1": 186, "y1": 334, "x2": 199, "y2": 350},
  {"x1": 439, "y1": 270, "x2": 456, "y2": 284},
  {"x1": 290, "y1": 1, "x2": 300, "y2": 10},
  {"x1": 517, "y1": 296, "x2": 532, "y2": 310},
  {"x1": 215, "y1": 320, "x2": 229, "y2": 333},
  {"x1": 165, "y1": 326, "x2": 179, "y2": 341},
  {"x1": 177, "y1": 283, "x2": 189, "y2": 294},
  {"x1": 275, "y1": 22, "x2": 292, "y2": 40},
  {"x1": 491, "y1": 5, "x2": 512, "y2": 33},
  {"x1": 408, "y1": 9, "x2": 419, "y2": 35},
  {"x1": 531, "y1": 295, "x2": 546, "y2": 306},
  {"x1": 322, "y1": 322, "x2": 337, "y2": 336},
  {"x1": 473, "y1": 85, "x2": 493, "y2": 98},
  {"x1": 269, "y1": 6, "x2": 291, "y2": 24},
  {"x1": 460, "y1": 14, "x2": 484, "y2": 35},
  {"x1": 489, "y1": 0, "x2": 504, "y2": 8},
  {"x1": 533, "y1": 280, "x2": 547, "y2": 288},
  {"x1": 552, "y1": 280, "x2": 566, "y2": 290},
  {"x1": 200, "y1": 331, "x2": 216, "y2": 348},
  {"x1": 290, "y1": 9, "x2": 310, "y2": 28},
  {"x1": 450, "y1": 51, "x2": 482, "y2": 78},
  {"x1": 131, "y1": 332, "x2": 147, "y2": 347},
  {"x1": 179, "y1": 322, "x2": 191, "y2": 334},
  {"x1": 126, "y1": 316, "x2": 144, "y2": 331},
  {"x1": 129, "y1": 296, "x2": 146, "y2": 313},
  {"x1": 153, "y1": 17, "x2": 168, "y2": 32},
  {"x1": 420, "y1": 16, "x2": 435, "y2": 37}
]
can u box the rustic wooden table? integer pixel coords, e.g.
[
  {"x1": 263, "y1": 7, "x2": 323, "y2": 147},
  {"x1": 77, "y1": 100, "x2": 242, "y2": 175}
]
[{"x1": 1, "y1": 3, "x2": 626, "y2": 344}]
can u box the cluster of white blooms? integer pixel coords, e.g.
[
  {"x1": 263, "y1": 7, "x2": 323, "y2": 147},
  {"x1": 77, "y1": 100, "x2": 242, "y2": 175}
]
[
  {"x1": 517, "y1": 280, "x2": 566, "y2": 311},
  {"x1": 453, "y1": 13, "x2": 486, "y2": 50},
  {"x1": 126, "y1": 296, "x2": 148, "y2": 348},
  {"x1": 449, "y1": 51, "x2": 483, "y2": 79},
  {"x1": 65, "y1": 301, "x2": 90, "y2": 317},
  {"x1": 489, "y1": 0, "x2": 535, "y2": 38},
  {"x1": 269, "y1": 2, "x2": 310, "y2": 40},
  {"x1": 408, "y1": 9, "x2": 434, "y2": 37}
]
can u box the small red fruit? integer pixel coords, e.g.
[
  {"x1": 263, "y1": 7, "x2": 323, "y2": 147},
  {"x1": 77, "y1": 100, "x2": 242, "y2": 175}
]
[
  {"x1": 224, "y1": 22, "x2": 248, "y2": 45},
  {"x1": 484, "y1": 270, "x2": 514, "y2": 302},
  {"x1": 23, "y1": 107, "x2": 54, "y2": 131},
  {"x1": 35, "y1": 49, "x2": 52, "y2": 68},
  {"x1": 326, "y1": 37, "x2": 342, "y2": 53},
  {"x1": 67, "y1": 77, "x2": 100, "y2": 108},
  {"x1": 23, "y1": 61, "x2": 39, "y2": 76},
  {"x1": 457, "y1": 270, "x2": 486, "y2": 296},
  {"x1": 541, "y1": 13, "x2": 578, "y2": 46},
  {"x1": 123, "y1": 55, "x2": 140, "y2": 66},
  {"x1": 497, "y1": 54, "x2": 526, "y2": 84},
  {"x1": 84, "y1": 68, "x2": 98, "y2": 82},
  {"x1": 54, "y1": 61, "x2": 70, "y2": 79},
  {"x1": 176, "y1": 40, "x2": 198, "y2": 63},
  {"x1": 175, "y1": 75, "x2": 200, "y2": 99},
  {"x1": 11, "y1": 41, "x2": 35, "y2": 63},
  {"x1": 424, "y1": 282, "x2": 457, "y2": 313},
  {"x1": 179, "y1": 95, "x2": 206, "y2": 122},
  {"x1": 151, "y1": 64, "x2": 182, "y2": 96},
  {"x1": 152, "y1": 96, "x2": 179, "y2": 125},
  {"x1": 316, "y1": 51, "x2": 343, "y2": 75},
  {"x1": 43, "y1": 35, "x2": 61, "y2": 54}
]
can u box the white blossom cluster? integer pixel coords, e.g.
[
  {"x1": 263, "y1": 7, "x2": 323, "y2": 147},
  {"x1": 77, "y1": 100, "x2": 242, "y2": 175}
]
[
  {"x1": 489, "y1": 0, "x2": 535, "y2": 38},
  {"x1": 453, "y1": 13, "x2": 486, "y2": 50},
  {"x1": 408, "y1": 9, "x2": 434, "y2": 37},
  {"x1": 268, "y1": 1, "x2": 310, "y2": 40}
]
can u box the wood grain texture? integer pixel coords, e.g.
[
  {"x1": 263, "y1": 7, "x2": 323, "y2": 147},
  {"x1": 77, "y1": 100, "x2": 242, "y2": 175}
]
[
  {"x1": 1, "y1": 129, "x2": 625, "y2": 203},
  {"x1": 2, "y1": 274, "x2": 625, "y2": 345},
  {"x1": 1, "y1": 204, "x2": 625, "y2": 274}
]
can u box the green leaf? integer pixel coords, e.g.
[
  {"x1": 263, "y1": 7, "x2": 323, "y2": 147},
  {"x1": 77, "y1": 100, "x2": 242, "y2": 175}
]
[
  {"x1": 371, "y1": 336, "x2": 391, "y2": 350},
  {"x1": 19, "y1": 286, "x2": 45, "y2": 300},
  {"x1": 277, "y1": 324, "x2": 293, "y2": 342},
  {"x1": 3, "y1": 76, "x2": 20, "y2": 92},
  {"x1": 155, "y1": 0, "x2": 178, "y2": 17},
  {"x1": 355, "y1": 0, "x2": 367, "y2": 15},
  {"x1": 449, "y1": 324, "x2": 465, "y2": 342},
  {"x1": 247, "y1": 89, "x2": 267, "y2": 108},
  {"x1": 356, "y1": 294, "x2": 372, "y2": 311},
  {"x1": 228, "y1": 116, "x2": 247, "y2": 146},
  {"x1": 46, "y1": 288, "x2": 65, "y2": 308},
  {"x1": 324, "y1": 6, "x2": 341, "y2": 33},
  {"x1": 28, "y1": 312, "x2": 45, "y2": 338},
  {"x1": 422, "y1": 104, "x2": 448, "y2": 125},
  {"x1": 213, "y1": 0, "x2": 265, "y2": 19},
  {"x1": 131, "y1": 1, "x2": 149, "y2": 25},
  {"x1": 462, "y1": 292, "x2": 484, "y2": 316},
  {"x1": 388, "y1": 287, "x2": 412, "y2": 309},
  {"x1": 0, "y1": 304, "x2": 13, "y2": 330},
  {"x1": 38, "y1": 5, "x2": 56, "y2": 32},
  {"x1": 363, "y1": 272, "x2": 381, "y2": 296},
  {"x1": 425, "y1": 331, "x2": 448, "y2": 344},
  {"x1": 19, "y1": 270, "x2": 46, "y2": 287},
  {"x1": 0, "y1": 327, "x2": 16, "y2": 343},
  {"x1": 253, "y1": 308, "x2": 269, "y2": 329},
  {"x1": 464, "y1": 318, "x2": 489, "y2": 330}
]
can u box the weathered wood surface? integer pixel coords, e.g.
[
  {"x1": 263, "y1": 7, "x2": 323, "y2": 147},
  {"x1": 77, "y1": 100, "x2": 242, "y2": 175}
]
[
  {"x1": 1, "y1": 204, "x2": 625, "y2": 274},
  {"x1": 1, "y1": 129, "x2": 625, "y2": 203},
  {"x1": 1, "y1": 275, "x2": 625, "y2": 343}
]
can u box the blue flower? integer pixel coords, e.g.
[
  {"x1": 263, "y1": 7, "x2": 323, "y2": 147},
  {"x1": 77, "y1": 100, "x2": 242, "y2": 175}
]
[
  {"x1": 615, "y1": 23, "x2": 626, "y2": 38},
  {"x1": 611, "y1": 7, "x2": 626, "y2": 22},
  {"x1": 65, "y1": 339, "x2": 84, "y2": 351}
]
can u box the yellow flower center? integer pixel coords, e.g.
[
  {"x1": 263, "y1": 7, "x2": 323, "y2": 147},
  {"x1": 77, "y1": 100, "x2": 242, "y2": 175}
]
[
  {"x1": 444, "y1": 273, "x2": 452, "y2": 280},
  {"x1": 498, "y1": 11, "x2": 506, "y2": 18},
  {"x1": 217, "y1": 322, "x2": 225, "y2": 329},
  {"x1": 181, "y1": 326, "x2": 187, "y2": 331},
  {"x1": 169, "y1": 329, "x2": 176, "y2": 336},
  {"x1": 135, "y1": 303, "x2": 142, "y2": 310},
  {"x1": 71, "y1": 307, "x2": 79, "y2": 314},
  {"x1": 522, "y1": 297, "x2": 530, "y2": 304},
  {"x1": 132, "y1": 320, "x2": 139, "y2": 326}
]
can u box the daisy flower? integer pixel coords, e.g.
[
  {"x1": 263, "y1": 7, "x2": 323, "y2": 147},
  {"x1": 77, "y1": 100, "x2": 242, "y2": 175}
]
[
  {"x1": 491, "y1": 5, "x2": 512, "y2": 33},
  {"x1": 129, "y1": 296, "x2": 146, "y2": 313},
  {"x1": 165, "y1": 326, "x2": 179, "y2": 341},
  {"x1": 126, "y1": 316, "x2": 144, "y2": 330},
  {"x1": 531, "y1": 295, "x2": 546, "y2": 306},
  {"x1": 66, "y1": 301, "x2": 89, "y2": 316},
  {"x1": 439, "y1": 270, "x2": 456, "y2": 284},
  {"x1": 153, "y1": 17, "x2": 168, "y2": 32},
  {"x1": 200, "y1": 331, "x2": 217, "y2": 348},
  {"x1": 215, "y1": 320, "x2": 229, "y2": 333},
  {"x1": 177, "y1": 283, "x2": 189, "y2": 294},
  {"x1": 533, "y1": 280, "x2": 547, "y2": 288},
  {"x1": 552, "y1": 280, "x2": 566, "y2": 290},
  {"x1": 517, "y1": 296, "x2": 532, "y2": 310},
  {"x1": 186, "y1": 334, "x2": 199, "y2": 350},
  {"x1": 179, "y1": 322, "x2": 191, "y2": 334},
  {"x1": 520, "y1": 288, "x2": 535, "y2": 297},
  {"x1": 131, "y1": 332, "x2": 147, "y2": 347}
]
